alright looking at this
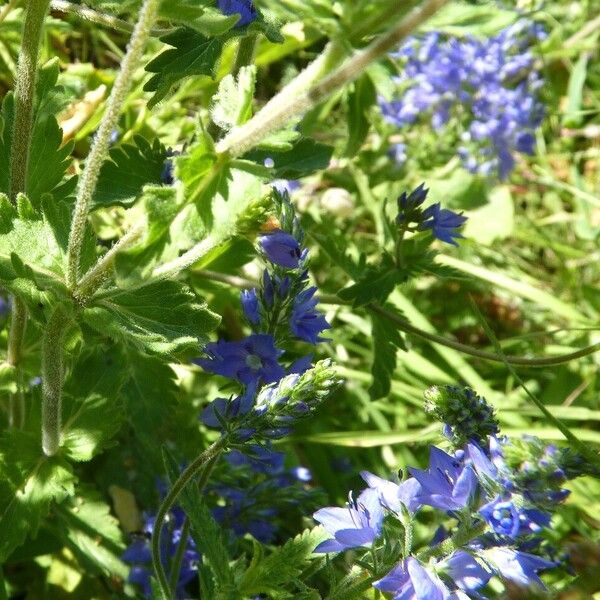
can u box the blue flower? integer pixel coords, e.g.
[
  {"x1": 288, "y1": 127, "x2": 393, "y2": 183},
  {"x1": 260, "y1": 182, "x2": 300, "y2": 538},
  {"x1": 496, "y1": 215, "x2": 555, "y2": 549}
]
[
  {"x1": 481, "y1": 547, "x2": 555, "y2": 588},
  {"x1": 409, "y1": 447, "x2": 478, "y2": 511},
  {"x1": 444, "y1": 550, "x2": 491, "y2": 592},
  {"x1": 290, "y1": 287, "x2": 331, "y2": 344},
  {"x1": 241, "y1": 288, "x2": 260, "y2": 325},
  {"x1": 122, "y1": 508, "x2": 199, "y2": 598},
  {"x1": 373, "y1": 557, "x2": 452, "y2": 600},
  {"x1": 195, "y1": 334, "x2": 285, "y2": 385},
  {"x1": 419, "y1": 203, "x2": 467, "y2": 246},
  {"x1": 259, "y1": 230, "x2": 304, "y2": 268},
  {"x1": 397, "y1": 182, "x2": 428, "y2": 222},
  {"x1": 360, "y1": 471, "x2": 422, "y2": 514},
  {"x1": 479, "y1": 496, "x2": 521, "y2": 538},
  {"x1": 313, "y1": 488, "x2": 384, "y2": 552},
  {"x1": 217, "y1": 0, "x2": 257, "y2": 27}
]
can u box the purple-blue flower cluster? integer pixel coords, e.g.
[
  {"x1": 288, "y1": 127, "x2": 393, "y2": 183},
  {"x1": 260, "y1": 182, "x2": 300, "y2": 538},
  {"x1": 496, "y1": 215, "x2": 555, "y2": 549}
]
[
  {"x1": 397, "y1": 183, "x2": 467, "y2": 246},
  {"x1": 312, "y1": 386, "x2": 580, "y2": 597},
  {"x1": 196, "y1": 191, "x2": 331, "y2": 439},
  {"x1": 380, "y1": 22, "x2": 545, "y2": 180}
]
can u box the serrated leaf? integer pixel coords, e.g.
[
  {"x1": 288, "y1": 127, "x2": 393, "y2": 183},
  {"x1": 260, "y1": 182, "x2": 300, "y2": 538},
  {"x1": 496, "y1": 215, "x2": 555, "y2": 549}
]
[
  {"x1": 52, "y1": 488, "x2": 128, "y2": 578},
  {"x1": 0, "y1": 430, "x2": 76, "y2": 562},
  {"x1": 94, "y1": 136, "x2": 168, "y2": 208},
  {"x1": 162, "y1": 448, "x2": 236, "y2": 589},
  {"x1": 244, "y1": 138, "x2": 333, "y2": 179},
  {"x1": 211, "y1": 65, "x2": 256, "y2": 131},
  {"x1": 0, "y1": 60, "x2": 74, "y2": 205},
  {"x1": 338, "y1": 260, "x2": 402, "y2": 307},
  {"x1": 239, "y1": 528, "x2": 328, "y2": 596},
  {"x1": 144, "y1": 28, "x2": 229, "y2": 107},
  {"x1": 369, "y1": 308, "x2": 406, "y2": 400},
  {"x1": 60, "y1": 349, "x2": 127, "y2": 461},
  {"x1": 82, "y1": 280, "x2": 220, "y2": 357}
]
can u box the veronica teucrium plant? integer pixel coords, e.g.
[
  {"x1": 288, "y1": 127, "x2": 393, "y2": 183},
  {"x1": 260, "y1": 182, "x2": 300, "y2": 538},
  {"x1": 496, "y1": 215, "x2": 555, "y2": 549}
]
[{"x1": 0, "y1": 0, "x2": 599, "y2": 599}]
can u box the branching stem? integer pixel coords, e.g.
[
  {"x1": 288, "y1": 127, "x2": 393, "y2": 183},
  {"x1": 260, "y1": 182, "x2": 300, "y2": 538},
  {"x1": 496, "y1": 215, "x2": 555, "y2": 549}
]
[{"x1": 66, "y1": 0, "x2": 161, "y2": 289}]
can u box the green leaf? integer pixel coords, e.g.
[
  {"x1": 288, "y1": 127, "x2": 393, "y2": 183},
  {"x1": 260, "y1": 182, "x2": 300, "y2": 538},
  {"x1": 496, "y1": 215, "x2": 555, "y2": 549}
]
[
  {"x1": 144, "y1": 28, "x2": 230, "y2": 107},
  {"x1": 463, "y1": 185, "x2": 514, "y2": 245},
  {"x1": 337, "y1": 257, "x2": 402, "y2": 307},
  {"x1": 51, "y1": 488, "x2": 128, "y2": 578},
  {"x1": 345, "y1": 74, "x2": 376, "y2": 156},
  {"x1": 0, "y1": 430, "x2": 76, "y2": 562},
  {"x1": 211, "y1": 65, "x2": 257, "y2": 131},
  {"x1": 61, "y1": 348, "x2": 128, "y2": 461},
  {"x1": 562, "y1": 52, "x2": 588, "y2": 128},
  {"x1": 94, "y1": 136, "x2": 168, "y2": 208},
  {"x1": 369, "y1": 308, "x2": 406, "y2": 400},
  {"x1": 0, "y1": 59, "x2": 74, "y2": 206},
  {"x1": 239, "y1": 528, "x2": 328, "y2": 596},
  {"x1": 162, "y1": 448, "x2": 236, "y2": 590},
  {"x1": 244, "y1": 138, "x2": 333, "y2": 179},
  {"x1": 82, "y1": 280, "x2": 220, "y2": 357}
]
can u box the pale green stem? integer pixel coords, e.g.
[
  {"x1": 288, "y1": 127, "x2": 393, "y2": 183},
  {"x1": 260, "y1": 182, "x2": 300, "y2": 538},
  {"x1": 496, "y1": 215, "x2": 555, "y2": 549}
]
[
  {"x1": 66, "y1": 0, "x2": 162, "y2": 289},
  {"x1": 41, "y1": 307, "x2": 69, "y2": 456},
  {"x1": 9, "y1": 0, "x2": 50, "y2": 200},
  {"x1": 74, "y1": 224, "x2": 144, "y2": 302},
  {"x1": 216, "y1": 0, "x2": 450, "y2": 158},
  {"x1": 7, "y1": 0, "x2": 51, "y2": 429},
  {"x1": 50, "y1": 0, "x2": 169, "y2": 36},
  {"x1": 152, "y1": 440, "x2": 227, "y2": 599}
]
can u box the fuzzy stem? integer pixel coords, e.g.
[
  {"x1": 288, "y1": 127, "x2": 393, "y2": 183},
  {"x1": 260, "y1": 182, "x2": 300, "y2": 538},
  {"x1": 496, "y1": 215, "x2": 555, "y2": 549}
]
[
  {"x1": 66, "y1": 0, "x2": 161, "y2": 289},
  {"x1": 50, "y1": 0, "x2": 169, "y2": 35},
  {"x1": 216, "y1": 0, "x2": 450, "y2": 158},
  {"x1": 152, "y1": 439, "x2": 228, "y2": 599},
  {"x1": 41, "y1": 307, "x2": 69, "y2": 456},
  {"x1": 9, "y1": 0, "x2": 51, "y2": 201},
  {"x1": 74, "y1": 224, "x2": 144, "y2": 302}
]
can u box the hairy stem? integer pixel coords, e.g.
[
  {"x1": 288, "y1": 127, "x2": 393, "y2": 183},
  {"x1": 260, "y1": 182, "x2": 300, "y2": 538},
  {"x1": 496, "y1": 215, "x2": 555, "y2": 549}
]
[
  {"x1": 9, "y1": 0, "x2": 51, "y2": 200},
  {"x1": 50, "y1": 0, "x2": 169, "y2": 35},
  {"x1": 7, "y1": 0, "x2": 51, "y2": 429},
  {"x1": 74, "y1": 224, "x2": 144, "y2": 302},
  {"x1": 41, "y1": 307, "x2": 69, "y2": 456},
  {"x1": 152, "y1": 439, "x2": 227, "y2": 599},
  {"x1": 216, "y1": 0, "x2": 450, "y2": 158},
  {"x1": 66, "y1": 0, "x2": 161, "y2": 289}
]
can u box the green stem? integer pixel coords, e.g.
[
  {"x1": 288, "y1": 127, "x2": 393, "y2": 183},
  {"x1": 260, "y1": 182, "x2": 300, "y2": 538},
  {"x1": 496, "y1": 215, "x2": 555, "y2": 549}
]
[
  {"x1": 232, "y1": 34, "x2": 258, "y2": 76},
  {"x1": 152, "y1": 439, "x2": 227, "y2": 599},
  {"x1": 416, "y1": 520, "x2": 487, "y2": 562},
  {"x1": 168, "y1": 517, "x2": 190, "y2": 595},
  {"x1": 50, "y1": 0, "x2": 169, "y2": 36},
  {"x1": 41, "y1": 307, "x2": 69, "y2": 456},
  {"x1": 66, "y1": 0, "x2": 161, "y2": 289},
  {"x1": 9, "y1": 0, "x2": 51, "y2": 201},
  {"x1": 166, "y1": 454, "x2": 220, "y2": 595},
  {"x1": 216, "y1": 0, "x2": 450, "y2": 158}
]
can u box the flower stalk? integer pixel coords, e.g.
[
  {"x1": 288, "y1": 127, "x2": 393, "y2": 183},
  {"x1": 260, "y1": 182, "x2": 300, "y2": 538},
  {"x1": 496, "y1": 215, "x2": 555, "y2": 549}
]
[
  {"x1": 151, "y1": 438, "x2": 228, "y2": 599},
  {"x1": 66, "y1": 0, "x2": 162, "y2": 289}
]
